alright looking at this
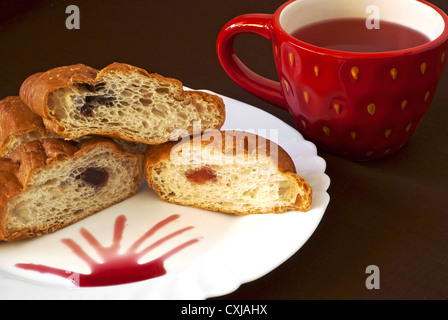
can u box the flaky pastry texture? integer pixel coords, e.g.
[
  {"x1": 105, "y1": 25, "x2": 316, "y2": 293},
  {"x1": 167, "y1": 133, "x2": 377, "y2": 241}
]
[{"x1": 0, "y1": 96, "x2": 59, "y2": 157}]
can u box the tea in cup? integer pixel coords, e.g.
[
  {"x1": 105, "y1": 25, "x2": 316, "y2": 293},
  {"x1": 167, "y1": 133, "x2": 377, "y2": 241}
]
[{"x1": 217, "y1": 0, "x2": 448, "y2": 160}]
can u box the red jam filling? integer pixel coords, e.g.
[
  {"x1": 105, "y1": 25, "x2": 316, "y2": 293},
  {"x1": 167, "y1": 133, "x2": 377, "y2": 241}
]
[{"x1": 185, "y1": 167, "x2": 217, "y2": 184}]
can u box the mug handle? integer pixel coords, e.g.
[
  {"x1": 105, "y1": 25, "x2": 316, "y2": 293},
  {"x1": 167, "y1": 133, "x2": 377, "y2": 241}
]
[{"x1": 217, "y1": 14, "x2": 288, "y2": 111}]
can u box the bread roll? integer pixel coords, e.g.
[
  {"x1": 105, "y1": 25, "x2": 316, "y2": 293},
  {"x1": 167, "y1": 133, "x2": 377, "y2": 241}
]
[
  {"x1": 19, "y1": 62, "x2": 226, "y2": 144},
  {"x1": 0, "y1": 138, "x2": 143, "y2": 242},
  {"x1": 145, "y1": 130, "x2": 312, "y2": 215}
]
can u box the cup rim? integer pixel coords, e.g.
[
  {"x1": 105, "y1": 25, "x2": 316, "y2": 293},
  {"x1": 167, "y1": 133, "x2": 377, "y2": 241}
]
[{"x1": 273, "y1": 0, "x2": 448, "y2": 57}]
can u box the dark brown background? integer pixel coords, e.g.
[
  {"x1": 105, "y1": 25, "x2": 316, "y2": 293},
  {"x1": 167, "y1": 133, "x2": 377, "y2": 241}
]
[{"x1": 0, "y1": 0, "x2": 447, "y2": 300}]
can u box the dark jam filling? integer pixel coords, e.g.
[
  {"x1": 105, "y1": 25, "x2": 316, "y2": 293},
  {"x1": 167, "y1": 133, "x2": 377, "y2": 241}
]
[
  {"x1": 76, "y1": 167, "x2": 109, "y2": 188},
  {"x1": 79, "y1": 95, "x2": 116, "y2": 117},
  {"x1": 77, "y1": 83, "x2": 115, "y2": 117},
  {"x1": 185, "y1": 167, "x2": 217, "y2": 184}
]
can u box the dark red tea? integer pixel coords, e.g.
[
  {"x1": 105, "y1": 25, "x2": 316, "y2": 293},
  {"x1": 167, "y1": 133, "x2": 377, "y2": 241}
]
[{"x1": 291, "y1": 18, "x2": 430, "y2": 52}]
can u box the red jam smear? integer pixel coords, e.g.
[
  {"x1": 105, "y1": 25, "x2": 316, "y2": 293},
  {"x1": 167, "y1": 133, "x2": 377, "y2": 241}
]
[{"x1": 15, "y1": 214, "x2": 201, "y2": 287}]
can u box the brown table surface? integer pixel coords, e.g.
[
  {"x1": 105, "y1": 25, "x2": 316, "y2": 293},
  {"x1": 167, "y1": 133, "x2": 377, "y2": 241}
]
[{"x1": 0, "y1": 0, "x2": 447, "y2": 300}]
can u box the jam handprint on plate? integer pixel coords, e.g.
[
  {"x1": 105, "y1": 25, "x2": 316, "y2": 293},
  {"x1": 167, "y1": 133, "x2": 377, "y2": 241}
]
[{"x1": 16, "y1": 214, "x2": 201, "y2": 287}]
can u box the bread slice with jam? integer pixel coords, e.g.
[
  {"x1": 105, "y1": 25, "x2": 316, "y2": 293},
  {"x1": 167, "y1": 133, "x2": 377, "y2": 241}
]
[
  {"x1": 0, "y1": 137, "x2": 143, "y2": 241},
  {"x1": 144, "y1": 130, "x2": 312, "y2": 215}
]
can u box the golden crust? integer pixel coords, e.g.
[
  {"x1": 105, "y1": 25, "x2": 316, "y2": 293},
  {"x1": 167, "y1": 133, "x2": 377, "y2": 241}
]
[
  {"x1": 19, "y1": 62, "x2": 226, "y2": 141},
  {"x1": 145, "y1": 130, "x2": 312, "y2": 214},
  {"x1": 0, "y1": 96, "x2": 56, "y2": 157},
  {"x1": 0, "y1": 137, "x2": 143, "y2": 242},
  {"x1": 145, "y1": 130, "x2": 296, "y2": 173},
  {"x1": 19, "y1": 64, "x2": 99, "y2": 119}
]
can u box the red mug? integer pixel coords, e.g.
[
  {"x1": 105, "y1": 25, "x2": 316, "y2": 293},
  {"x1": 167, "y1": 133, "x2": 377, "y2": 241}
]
[{"x1": 217, "y1": 0, "x2": 448, "y2": 160}]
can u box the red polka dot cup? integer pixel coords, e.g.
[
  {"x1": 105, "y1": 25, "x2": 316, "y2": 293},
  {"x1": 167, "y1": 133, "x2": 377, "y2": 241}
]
[{"x1": 217, "y1": 0, "x2": 448, "y2": 160}]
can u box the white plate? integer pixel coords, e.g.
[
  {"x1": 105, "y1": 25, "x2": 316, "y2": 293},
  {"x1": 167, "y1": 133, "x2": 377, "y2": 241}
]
[{"x1": 0, "y1": 90, "x2": 330, "y2": 300}]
